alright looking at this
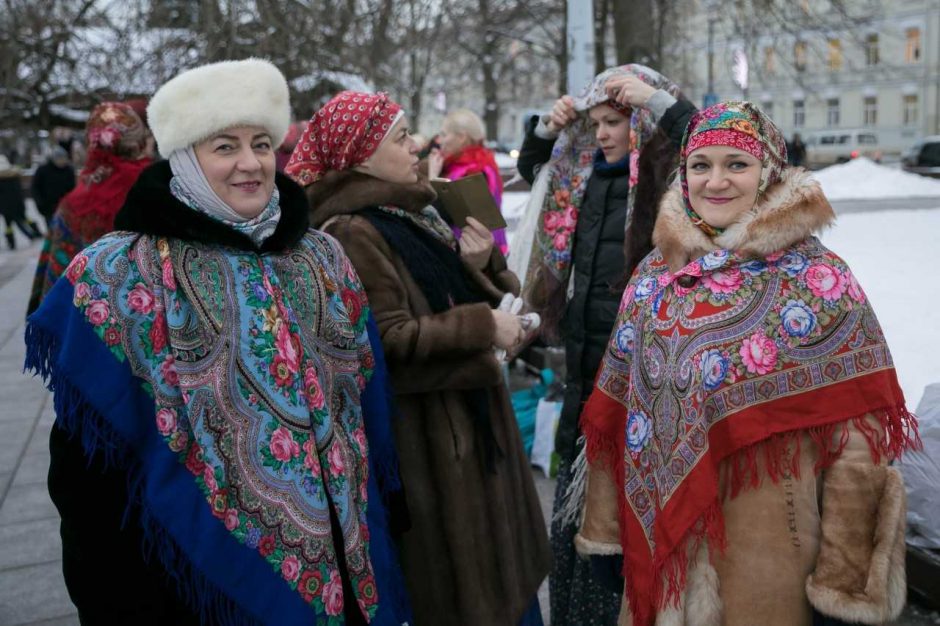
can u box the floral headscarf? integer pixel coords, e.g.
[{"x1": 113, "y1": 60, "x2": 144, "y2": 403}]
[
  {"x1": 525, "y1": 64, "x2": 680, "y2": 312},
  {"x1": 86, "y1": 102, "x2": 147, "y2": 161},
  {"x1": 679, "y1": 101, "x2": 787, "y2": 236}
]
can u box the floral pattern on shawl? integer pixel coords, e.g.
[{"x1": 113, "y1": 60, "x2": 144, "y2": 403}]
[
  {"x1": 527, "y1": 64, "x2": 680, "y2": 289},
  {"x1": 63, "y1": 229, "x2": 378, "y2": 621},
  {"x1": 583, "y1": 237, "x2": 918, "y2": 626}
]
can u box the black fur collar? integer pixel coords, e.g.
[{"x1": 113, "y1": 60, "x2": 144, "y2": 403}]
[{"x1": 114, "y1": 160, "x2": 310, "y2": 252}]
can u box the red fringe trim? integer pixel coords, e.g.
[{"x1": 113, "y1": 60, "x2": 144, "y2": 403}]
[{"x1": 612, "y1": 406, "x2": 920, "y2": 626}]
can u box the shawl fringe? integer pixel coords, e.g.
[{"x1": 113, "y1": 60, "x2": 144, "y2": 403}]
[
  {"x1": 24, "y1": 322, "x2": 262, "y2": 626},
  {"x1": 582, "y1": 405, "x2": 920, "y2": 626}
]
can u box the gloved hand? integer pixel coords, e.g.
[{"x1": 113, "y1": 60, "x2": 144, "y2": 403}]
[{"x1": 590, "y1": 554, "x2": 624, "y2": 594}]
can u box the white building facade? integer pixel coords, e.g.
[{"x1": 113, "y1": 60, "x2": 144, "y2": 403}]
[{"x1": 667, "y1": 0, "x2": 940, "y2": 153}]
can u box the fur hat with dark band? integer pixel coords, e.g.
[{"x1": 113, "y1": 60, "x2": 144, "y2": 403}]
[{"x1": 147, "y1": 58, "x2": 290, "y2": 155}]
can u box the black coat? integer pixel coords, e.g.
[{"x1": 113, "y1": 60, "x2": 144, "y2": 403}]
[
  {"x1": 517, "y1": 98, "x2": 695, "y2": 462},
  {"x1": 31, "y1": 160, "x2": 76, "y2": 218},
  {"x1": 0, "y1": 173, "x2": 27, "y2": 221}
]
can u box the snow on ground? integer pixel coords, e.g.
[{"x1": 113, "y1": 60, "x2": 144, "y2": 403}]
[
  {"x1": 820, "y1": 208, "x2": 940, "y2": 407},
  {"x1": 814, "y1": 158, "x2": 940, "y2": 200},
  {"x1": 495, "y1": 152, "x2": 518, "y2": 169}
]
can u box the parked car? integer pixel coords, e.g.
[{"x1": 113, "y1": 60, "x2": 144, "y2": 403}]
[
  {"x1": 901, "y1": 136, "x2": 940, "y2": 178},
  {"x1": 804, "y1": 129, "x2": 883, "y2": 168}
]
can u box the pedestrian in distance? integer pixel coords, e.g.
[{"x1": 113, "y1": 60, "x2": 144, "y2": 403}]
[
  {"x1": 30, "y1": 146, "x2": 76, "y2": 229},
  {"x1": 0, "y1": 154, "x2": 42, "y2": 249},
  {"x1": 27, "y1": 102, "x2": 151, "y2": 316}
]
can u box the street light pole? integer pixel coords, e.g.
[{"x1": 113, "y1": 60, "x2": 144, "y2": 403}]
[{"x1": 704, "y1": 0, "x2": 718, "y2": 107}]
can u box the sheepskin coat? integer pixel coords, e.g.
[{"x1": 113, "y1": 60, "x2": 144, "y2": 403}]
[{"x1": 576, "y1": 168, "x2": 910, "y2": 626}]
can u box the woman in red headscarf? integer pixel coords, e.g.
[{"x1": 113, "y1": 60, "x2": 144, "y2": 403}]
[
  {"x1": 28, "y1": 102, "x2": 151, "y2": 314},
  {"x1": 287, "y1": 91, "x2": 551, "y2": 626}
]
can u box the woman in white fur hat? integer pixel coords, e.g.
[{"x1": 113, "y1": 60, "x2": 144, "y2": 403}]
[{"x1": 26, "y1": 59, "x2": 411, "y2": 626}]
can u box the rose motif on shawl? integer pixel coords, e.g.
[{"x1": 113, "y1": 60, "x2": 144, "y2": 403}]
[
  {"x1": 700, "y1": 349, "x2": 730, "y2": 391},
  {"x1": 553, "y1": 233, "x2": 569, "y2": 251},
  {"x1": 155, "y1": 408, "x2": 177, "y2": 436},
  {"x1": 66, "y1": 253, "x2": 88, "y2": 284},
  {"x1": 303, "y1": 366, "x2": 325, "y2": 409},
  {"x1": 127, "y1": 282, "x2": 155, "y2": 314},
  {"x1": 780, "y1": 299, "x2": 817, "y2": 338},
  {"x1": 699, "y1": 249, "x2": 730, "y2": 271},
  {"x1": 281, "y1": 555, "x2": 301, "y2": 582},
  {"x1": 160, "y1": 354, "x2": 179, "y2": 386},
  {"x1": 322, "y1": 570, "x2": 345, "y2": 616},
  {"x1": 275, "y1": 324, "x2": 301, "y2": 373},
  {"x1": 73, "y1": 282, "x2": 91, "y2": 305},
  {"x1": 269, "y1": 426, "x2": 301, "y2": 462},
  {"x1": 634, "y1": 276, "x2": 658, "y2": 300},
  {"x1": 701, "y1": 268, "x2": 743, "y2": 295},
  {"x1": 626, "y1": 410, "x2": 652, "y2": 454},
  {"x1": 739, "y1": 330, "x2": 779, "y2": 375},
  {"x1": 302, "y1": 438, "x2": 321, "y2": 475},
  {"x1": 739, "y1": 259, "x2": 767, "y2": 275},
  {"x1": 805, "y1": 263, "x2": 847, "y2": 301},
  {"x1": 224, "y1": 508, "x2": 238, "y2": 531},
  {"x1": 328, "y1": 442, "x2": 345, "y2": 474},
  {"x1": 778, "y1": 251, "x2": 809, "y2": 276},
  {"x1": 149, "y1": 312, "x2": 168, "y2": 353},
  {"x1": 85, "y1": 299, "x2": 110, "y2": 326},
  {"x1": 341, "y1": 287, "x2": 362, "y2": 325},
  {"x1": 846, "y1": 271, "x2": 866, "y2": 304},
  {"x1": 615, "y1": 323, "x2": 636, "y2": 356}
]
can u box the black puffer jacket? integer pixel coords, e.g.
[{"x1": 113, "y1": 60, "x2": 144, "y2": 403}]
[{"x1": 517, "y1": 98, "x2": 695, "y2": 462}]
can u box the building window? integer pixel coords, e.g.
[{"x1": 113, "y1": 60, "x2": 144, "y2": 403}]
[
  {"x1": 827, "y1": 98, "x2": 840, "y2": 127},
  {"x1": 828, "y1": 39, "x2": 842, "y2": 71},
  {"x1": 793, "y1": 100, "x2": 805, "y2": 127},
  {"x1": 764, "y1": 47, "x2": 776, "y2": 75},
  {"x1": 863, "y1": 96, "x2": 877, "y2": 125},
  {"x1": 794, "y1": 41, "x2": 808, "y2": 72},
  {"x1": 903, "y1": 94, "x2": 919, "y2": 125},
  {"x1": 905, "y1": 28, "x2": 921, "y2": 63},
  {"x1": 865, "y1": 34, "x2": 880, "y2": 65}
]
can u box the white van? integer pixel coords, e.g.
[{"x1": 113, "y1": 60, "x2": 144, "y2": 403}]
[{"x1": 804, "y1": 129, "x2": 882, "y2": 168}]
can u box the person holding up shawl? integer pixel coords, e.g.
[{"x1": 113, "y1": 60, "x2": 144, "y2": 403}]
[
  {"x1": 25, "y1": 59, "x2": 410, "y2": 626},
  {"x1": 287, "y1": 91, "x2": 551, "y2": 626},
  {"x1": 576, "y1": 101, "x2": 920, "y2": 626},
  {"x1": 515, "y1": 64, "x2": 695, "y2": 626}
]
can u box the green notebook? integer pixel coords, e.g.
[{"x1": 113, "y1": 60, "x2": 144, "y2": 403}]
[{"x1": 430, "y1": 174, "x2": 507, "y2": 230}]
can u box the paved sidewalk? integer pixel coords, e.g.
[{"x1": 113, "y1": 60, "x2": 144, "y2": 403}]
[{"x1": 0, "y1": 237, "x2": 79, "y2": 626}]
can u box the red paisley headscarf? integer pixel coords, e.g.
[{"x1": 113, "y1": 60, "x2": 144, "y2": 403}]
[{"x1": 286, "y1": 91, "x2": 402, "y2": 186}]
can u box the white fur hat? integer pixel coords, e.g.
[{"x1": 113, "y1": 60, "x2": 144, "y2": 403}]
[{"x1": 147, "y1": 58, "x2": 291, "y2": 155}]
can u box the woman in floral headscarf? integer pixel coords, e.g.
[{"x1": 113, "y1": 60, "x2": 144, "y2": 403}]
[
  {"x1": 577, "y1": 101, "x2": 920, "y2": 626},
  {"x1": 27, "y1": 102, "x2": 151, "y2": 315},
  {"x1": 287, "y1": 91, "x2": 551, "y2": 626},
  {"x1": 514, "y1": 64, "x2": 695, "y2": 626}
]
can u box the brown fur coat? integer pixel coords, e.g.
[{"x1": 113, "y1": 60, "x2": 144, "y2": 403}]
[
  {"x1": 577, "y1": 168, "x2": 908, "y2": 626},
  {"x1": 306, "y1": 170, "x2": 551, "y2": 626}
]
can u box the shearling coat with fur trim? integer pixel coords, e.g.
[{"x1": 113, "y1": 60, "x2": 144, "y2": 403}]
[
  {"x1": 576, "y1": 168, "x2": 908, "y2": 626},
  {"x1": 306, "y1": 170, "x2": 552, "y2": 626}
]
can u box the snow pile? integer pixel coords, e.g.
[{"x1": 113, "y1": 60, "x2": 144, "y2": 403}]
[
  {"x1": 820, "y1": 208, "x2": 940, "y2": 405},
  {"x1": 495, "y1": 153, "x2": 518, "y2": 169},
  {"x1": 813, "y1": 158, "x2": 940, "y2": 200}
]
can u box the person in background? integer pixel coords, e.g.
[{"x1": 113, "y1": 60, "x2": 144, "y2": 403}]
[
  {"x1": 788, "y1": 132, "x2": 807, "y2": 167},
  {"x1": 30, "y1": 147, "x2": 76, "y2": 229},
  {"x1": 0, "y1": 154, "x2": 42, "y2": 249},
  {"x1": 288, "y1": 90, "x2": 551, "y2": 626},
  {"x1": 577, "y1": 101, "x2": 919, "y2": 626},
  {"x1": 428, "y1": 108, "x2": 509, "y2": 255},
  {"x1": 275, "y1": 121, "x2": 306, "y2": 172},
  {"x1": 515, "y1": 64, "x2": 694, "y2": 626},
  {"x1": 27, "y1": 102, "x2": 151, "y2": 315}
]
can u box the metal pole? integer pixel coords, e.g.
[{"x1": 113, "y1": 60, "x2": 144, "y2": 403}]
[{"x1": 567, "y1": 0, "x2": 595, "y2": 95}]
